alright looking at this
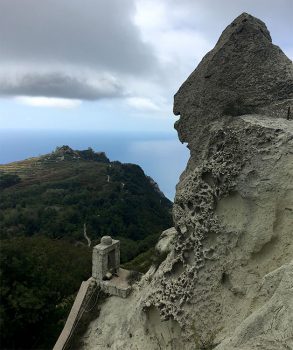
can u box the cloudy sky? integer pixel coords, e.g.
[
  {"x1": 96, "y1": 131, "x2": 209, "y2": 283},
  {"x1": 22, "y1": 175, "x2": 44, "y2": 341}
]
[{"x1": 0, "y1": 0, "x2": 292, "y2": 132}]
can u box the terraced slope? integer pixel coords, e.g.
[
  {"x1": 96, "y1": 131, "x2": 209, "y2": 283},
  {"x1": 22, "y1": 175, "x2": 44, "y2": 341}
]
[{"x1": 0, "y1": 146, "x2": 172, "y2": 256}]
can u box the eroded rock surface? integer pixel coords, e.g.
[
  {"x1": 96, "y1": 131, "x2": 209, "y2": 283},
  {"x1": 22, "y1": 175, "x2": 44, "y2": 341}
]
[{"x1": 79, "y1": 13, "x2": 293, "y2": 350}]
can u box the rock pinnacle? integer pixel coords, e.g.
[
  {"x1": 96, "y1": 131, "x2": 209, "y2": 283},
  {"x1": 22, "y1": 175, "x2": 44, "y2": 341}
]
[{"x1": 174, "y1": 13, "x2": 293, "y2": 143}]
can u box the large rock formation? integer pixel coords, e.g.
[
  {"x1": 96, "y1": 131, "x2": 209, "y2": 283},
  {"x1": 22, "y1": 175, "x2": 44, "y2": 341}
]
[
  {"x1": 79, "y1": 13, "x2": 293, "y2": 350},
  {"x1": 174, "y1": 13, "x2": 293, "y2": 146}
]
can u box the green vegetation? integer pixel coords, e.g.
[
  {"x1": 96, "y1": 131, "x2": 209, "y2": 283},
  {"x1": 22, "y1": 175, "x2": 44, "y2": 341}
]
[
  {"x1": 123, "y1": 247, "x2": 168, "y2": 273},
  {"x1": 122, "y1": 247, "x2": 156, "y2": 273},
  {"x1": 0, "y1": 146, "x2": 172, "y2": 260},
  {"x1": 0, "y1": 172, "x2": 21, "y2": 189},
  {"x1": 0, "y1": 146, "x2": 173, "y2": 349},
  {"x1": 0, "y1": 236, "x2": 91, "y2": 350}
]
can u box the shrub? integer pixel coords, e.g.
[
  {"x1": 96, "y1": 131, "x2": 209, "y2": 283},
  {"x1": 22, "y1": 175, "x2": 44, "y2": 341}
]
[{"x1": 0, "y1": 173, "x2": 21, "y2": 189}]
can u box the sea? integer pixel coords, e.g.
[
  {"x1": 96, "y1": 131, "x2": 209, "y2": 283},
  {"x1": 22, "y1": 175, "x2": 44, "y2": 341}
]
[{"x1": 0, "y1": 129, "x2": 189, "y2": 200}]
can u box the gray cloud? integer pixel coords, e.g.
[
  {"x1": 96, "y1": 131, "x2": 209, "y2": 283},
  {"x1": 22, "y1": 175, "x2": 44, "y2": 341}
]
[
  {"x1": 0, "y1": 71, "x2": 124, "y2": 100},
  {"x1": 0, "y1": 0, "x2": 157, "y2": 74},
  {"x1": 0, "y1": 0, "x2": 158, "y2": 100},
  {"x1": 0, "y1": 0, "x2": 291, "y2": 102}
]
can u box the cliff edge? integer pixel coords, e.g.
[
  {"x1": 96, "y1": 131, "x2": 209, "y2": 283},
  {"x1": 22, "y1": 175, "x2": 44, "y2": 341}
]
[{"x1": 78, "y1": 13, "x2": 293, "y2": 350}]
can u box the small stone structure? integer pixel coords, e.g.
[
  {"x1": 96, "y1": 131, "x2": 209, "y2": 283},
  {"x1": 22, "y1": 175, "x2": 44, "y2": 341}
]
[
  {"x1": 92, "y1": 236, "x2": 120, "y2": 281},
  {"x1": 92, "y1": 236, "x2": 131, "y2": 298},
  {"x1": 53, "y1": 237, "x2": 131, "y2": 349}
]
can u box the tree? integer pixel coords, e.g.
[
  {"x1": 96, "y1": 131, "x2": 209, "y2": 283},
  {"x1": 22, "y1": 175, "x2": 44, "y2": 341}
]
[{"x1": 0, "y1": 237, "x2": 91, "y2": 350}]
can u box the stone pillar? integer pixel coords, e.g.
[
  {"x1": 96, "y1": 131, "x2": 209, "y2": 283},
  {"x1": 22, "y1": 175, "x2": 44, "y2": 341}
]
[{"x1": 92, "y1": 236, "x2": 120, "y2": 283}]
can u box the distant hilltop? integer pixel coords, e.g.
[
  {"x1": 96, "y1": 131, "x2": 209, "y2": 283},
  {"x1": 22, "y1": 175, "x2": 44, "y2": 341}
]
[
  {"x1": 45, "y1": 145, "x2": 110, "y2": 163},
  {"x1": 0, "y1": 145, "x2": 172, "y2": 246},
  {"x1": 0, "y1": 145, "x2": 110, "y2": 179}
]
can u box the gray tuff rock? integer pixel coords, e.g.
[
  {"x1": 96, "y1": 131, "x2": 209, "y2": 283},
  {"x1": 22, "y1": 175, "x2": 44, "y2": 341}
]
[{"x1": 78, "y1": 13, "x2": 293, "y2": 350}]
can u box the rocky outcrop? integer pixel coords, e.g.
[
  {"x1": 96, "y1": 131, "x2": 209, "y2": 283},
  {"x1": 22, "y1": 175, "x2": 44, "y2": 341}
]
[
  {"x1": 78, "y1": 13, "x2": 293, "y2": 350},
  {"x1": 145, "y1": 115, "x2": 293, "y2": 349},
  {"x1": 174, "y1": 13, "x2": 293, "y2": 146},
  {"x1": 50, "y1": 145, "x2": 110, "y2": 162}
]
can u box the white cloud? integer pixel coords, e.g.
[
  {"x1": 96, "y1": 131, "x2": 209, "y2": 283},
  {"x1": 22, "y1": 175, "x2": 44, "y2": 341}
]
[
  {"x1": 126, "y1": 97, "x2": 160, "y2": 112},
  {"x1": 151, "y1": 29, "x2": 211, "y2": 67},
  {"x1": 15, "y1": 96, "x2": 81, "y2": 108},
  {"x1": 133, "y1": 0, "x2": 213, "y2": 97},
  {"x1": 134, "y1": 1, "x2": 168, "y2": 32}
]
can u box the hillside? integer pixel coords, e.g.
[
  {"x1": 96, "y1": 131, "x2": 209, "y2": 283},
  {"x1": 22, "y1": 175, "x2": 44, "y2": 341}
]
[
  {"x1": 0, "y1": 145, "x2": 172, "y2": 260},
  {"x1": 0, "y1": 146, "x2": 172, "y2": 349}
]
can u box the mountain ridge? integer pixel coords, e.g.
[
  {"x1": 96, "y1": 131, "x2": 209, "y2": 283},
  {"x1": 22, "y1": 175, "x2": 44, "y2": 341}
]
[{"x1": 0, "y1": 146, "x2": 172, "y2": 246}]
